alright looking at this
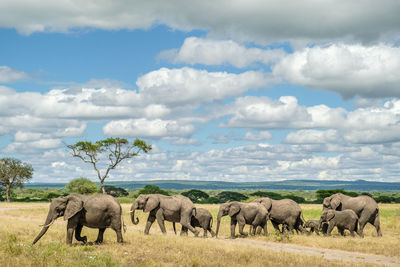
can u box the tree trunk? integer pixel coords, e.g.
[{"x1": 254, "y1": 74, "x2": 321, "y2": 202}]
[
  {"x1": 6, "y1": 184, "x2": 11, "y2": 202},
  {"x1": 101, "y1": 180, "x2": 106, "y2": 194}
]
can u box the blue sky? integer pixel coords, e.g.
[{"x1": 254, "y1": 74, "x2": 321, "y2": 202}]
[{"x1": 1, "y1": 0, "x2": 400, "y2": 183}]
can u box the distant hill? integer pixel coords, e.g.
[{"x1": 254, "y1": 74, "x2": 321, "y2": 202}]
[{"x1": 25, "y1": 179, "x2": 400, "y2": 191}]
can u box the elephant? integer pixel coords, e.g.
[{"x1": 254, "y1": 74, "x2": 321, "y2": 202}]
[
  {"x1": 130, "y1": 194, "x2": 199, "y2": 236},
  {"x1": 252, "y1": 197, "x2": 305, "y2": 234},
  {"x1": 323, "y1": 193, "x2": 382, "y2": 237},
  {"x1": 176, "y1": 207, "x2": 216, "y2": 238},
  {"x1": 304, "y1": 219, "x2": 327, "y2": 235},
  {"x1": 215, "y1": 201, "x2": 268, "y2": 238},
  {"x1": 319, "y1": 209, "x2": 360, "y2": 237},
  {"x1": 33, "y1": 193, "x2": 124, "y2": 245}
]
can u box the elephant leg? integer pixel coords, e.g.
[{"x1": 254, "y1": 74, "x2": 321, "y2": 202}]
[
  {"x1": 271, "y1": 221, "x2": 281, "y2": 233},
  {"x1": 237, "y1": 216, "x2": 247, "y2": 237},
  {"x1": 326, "y1": 223, "x2": 335, "y2": 236},
  {"x1": 180, "y1": 211, "x2": 199, "y2": 237},
  {"x1": 144, "y1": 212, "x2": 156, "y2": 235},
  {"x1": 110, "y1": 217, "x2": 123, "y2": 243},
  {"x1": 230, "y1": 218, "x2": 237, "y2": 238},
  {"x1": 66, "y1": 220, "x2": 77, "y2": 244},
  {"x1": 155, "y1": 209, "x2": 167, "y2": 234},
  {"x1": 338, "y1": 226, "x2": 345, "y2": 236},
  {"x1": 209, "y1": 226, "x2": 216, "y2": 237},
  {"x1": 74, "y1": 224, "x2": 87, "y2": 244},
  {"x1": 373, "y1": 214, "x2": 382, "y2": 237},
  {"x1": 261, "y1": 222, "x2": 268, "y2": 236},
  {"x1": 203, "y1": 228, "x2": 208, "y2": 238},
  {"x1": 95, "y1": 228, "x2": 106, "y2": 244},
  {"x1": 358, "y1": 219, "x2": 367, "y2": 238},
  {"x1": 180, "y1": 226, "x2": 189, "y2": 236}
]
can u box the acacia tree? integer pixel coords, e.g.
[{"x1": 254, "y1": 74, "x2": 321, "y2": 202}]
[
  {"x1": 0, "y1": 158, "x2": 33, "y2": 202},
  {"x1": 67, "y1": 138, "x2": 151, "y2": 194}
]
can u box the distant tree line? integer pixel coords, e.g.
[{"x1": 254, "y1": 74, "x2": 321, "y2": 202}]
[{"x1": 2, "y1": 181, "x2": 400, "y2": 204}]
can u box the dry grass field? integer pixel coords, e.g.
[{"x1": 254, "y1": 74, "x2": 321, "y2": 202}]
[{"x1": 0, "y1": 202, "x2": 399, "y2": 266}]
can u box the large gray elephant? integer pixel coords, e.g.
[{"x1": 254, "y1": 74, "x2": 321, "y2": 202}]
[
  {"x1": 33, "y1": 193, "x2": 124, "y2": 245},
  {"x1": 215, "y1": 202, "x2": 268, "y2": 238},
  {"x1": 252, "y1": 197, "x2": 305, "y2": 233},
  {"x1": 323, "y1": 193, "x2": 382, "y2": 237},
  {"x1": 130, "y1": 194, "x2": 199, "y2": 236},
  {"x1": 319, "y1": 209, "x2": 360, "y2": 237},
  {"x1": 178, "y1": 207, "x2": 215, "y2": 238}
]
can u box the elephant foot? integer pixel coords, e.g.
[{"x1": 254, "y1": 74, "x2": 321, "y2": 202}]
[
  {"x1": 95, "y1": 239, "x2": 103, "y2": 245},
  {"x1": 193, "y1": 230, "x2": 200, "y2": 237},
  {"x1": 81, "y1": 236, "x2": 87, "y2": 244}
]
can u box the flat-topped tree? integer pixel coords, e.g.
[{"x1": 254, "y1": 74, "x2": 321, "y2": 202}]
[
  {"x1": 0, "y1": 158, "x2": 33, "y2": 202},
  {"x1": 67, "y1": 138, "x2": 151, "y2": 194}
]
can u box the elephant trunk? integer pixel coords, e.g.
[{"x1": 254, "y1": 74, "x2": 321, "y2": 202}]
[
  {"x1": 130, "y1": 202, "x2": 139, "y2": 225},
  {"x1": 32, "y1": 212, "x2": 54, "y2": 245},
  {"x1": 215, "y1": 211, "x2": 223, "y2": 237}
]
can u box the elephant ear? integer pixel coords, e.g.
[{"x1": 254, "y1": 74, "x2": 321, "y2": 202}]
[
  {"x1": 263, "y1": 198, "x2": 272, "y2": 211},
  {"x1": 64, "y1": 195, "x2": 84, "y2": 220},
  {"x1": 327, "y1": 211, "x2": 335, "y2": 221},
  {"x1": 228, "y1": 203, "x2": 241, "y2": 217},
  {"x1": 330, "y1": 196, "x2": 341, "y2": 210},
  {"x1": 144, "y1": 196, "x2": 159, "y2": 212}
]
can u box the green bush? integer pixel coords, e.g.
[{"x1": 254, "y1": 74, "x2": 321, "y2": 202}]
[
  {"x1": 66, "y1": 178, "x2": 99, "y2": 195},
  {"x1": 216, "y1": 191, "x2": 248, "y2": 202},
  {"x1": 181, "y1": 189, "x2": 209, "y2": 203},
  {"x1": 103, "y1": 185, "x2": 129, "y2": 197},
  {"x1": 136, "y1": 185, "x2": 169, "y2": 196}
]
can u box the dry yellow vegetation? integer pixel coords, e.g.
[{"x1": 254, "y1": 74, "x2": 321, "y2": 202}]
[{"x1": 0, "y1": 202, "x2": 399, "y2": 266}]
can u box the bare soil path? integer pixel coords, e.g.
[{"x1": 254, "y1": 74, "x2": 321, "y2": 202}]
[{"x1": 1, "y1": 207, "x2": 399, "y2": 266}]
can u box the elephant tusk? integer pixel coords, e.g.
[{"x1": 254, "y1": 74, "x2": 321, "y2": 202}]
[{"x1": 39, "y1": 220, "x2": 55, "y2": 228}]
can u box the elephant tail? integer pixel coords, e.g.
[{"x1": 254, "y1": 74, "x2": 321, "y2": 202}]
[
  {"x1": 121, "y1": 206, "x2": 127, "y2": 233},
  {"x1": 300, "y1": 211, "x2": 306, "y2": 226},
  {"x1": 192, "y1": 207, "x2": 197, "y2": 217}
]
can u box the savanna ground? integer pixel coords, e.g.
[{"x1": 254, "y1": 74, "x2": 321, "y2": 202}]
[{"x1": 0, "y1": 202, "x2": 399, "y2": 266}]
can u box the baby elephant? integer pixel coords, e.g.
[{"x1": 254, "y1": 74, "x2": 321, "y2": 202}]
[
  {"x1": 304, "y1": 220, "x2": 322, "y2": 235},
  {"x1": 176, "y1": 208, "x2": 216, "y2": 238},
  {"x1": 319, "y1": 209, "x2": 360, "y2": 237}
]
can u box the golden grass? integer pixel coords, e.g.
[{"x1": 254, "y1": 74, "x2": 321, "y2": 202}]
[{"x1": 0, "y1": 202, "x2": 398, "y2": 266}]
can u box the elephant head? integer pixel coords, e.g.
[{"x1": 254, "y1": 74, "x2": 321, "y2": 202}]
[
  {"x1": 33, "y1": 194, "x2": 83, "y2": 245},
  {"x1": 130, "y1": 194, "x2": 159, "y2": 225},
  {"x1": 215, "y1": 202, "x2": 241, "y2": 237},
  {"x1": 323, "y1": 194, "x2": 342, "y2": 211},
  {"x1": 319, "y1": 209, "x2": 335, "y2": 229}
]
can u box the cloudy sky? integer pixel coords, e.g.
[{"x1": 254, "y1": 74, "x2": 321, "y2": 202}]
[{"x1": 1, "y1": 0, "x2": 400, "y2": 183}]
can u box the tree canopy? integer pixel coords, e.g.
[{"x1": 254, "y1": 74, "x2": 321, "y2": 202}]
[
  {"x1": 136, "y1": 185, "x2": 169, "y2": 196},
  {"x1": 67, "y1": 137, "x2": 151, "y2": 193},
  {"x1": 181, "y1": 189, "x2": 209, "y2": 203},
  {"x1": 66, "y1": 177, "x2": 99, "y2": 195},
  {"x1": 0, "y1": 158, "x2": 33, "y2": 202}
]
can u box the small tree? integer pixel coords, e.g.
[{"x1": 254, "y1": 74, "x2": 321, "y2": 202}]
[
  {"x1": 104, "y1": 185, "x2": 129, "y2": 197},
  {"x1": 0, "y1": 158, "x2": 33, "y2": 202},
  {"x1": 181, "y1": 189, "x2": 209, "y2": 203},
  {"x1": 67, "y1": 138, "x2": 151, "y2": 194},
  {"x1": 136, "y1": 185, "x2": 169, "y2": 196},
  {"x1": 66, "y1": 178, "x2": 99, "y2": 195}
]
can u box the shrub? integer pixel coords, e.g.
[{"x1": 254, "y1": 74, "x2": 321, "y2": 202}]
[
  {"x1": 103, "y1": 185, "x2": 129, "y2": 197},
  {"x1": 136, "y1": 185, "x2": 169, "y2": 196},
  {"x1": 181, "y1": 189, "x2": 209, "y2": 203},
  {"x1": 66, "y1": 178, "x2": 99, "y2": 195},
  {"x1": 216, "y1": 191, "x2": 248, "y2": 202}
]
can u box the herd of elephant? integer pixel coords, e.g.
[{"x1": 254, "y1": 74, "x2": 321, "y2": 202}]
[{"x1": 32, "y1": 192, "x2": 382, "y2": 245}]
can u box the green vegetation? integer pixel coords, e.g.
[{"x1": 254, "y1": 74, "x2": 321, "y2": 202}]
[
  {"x1": 66, "y1": 177, "x2": 99, "y2": 195},
  {"x1": 0, "y1": 158, "x2": 33, "y2": 202},
  {"x1": 104, "y1": 185, "x2": 128, "y2": 197},
  {"x1": 2, "y1": 183, "x2": 400, "y2": 204},
  {"x1": 136, "y1": 185, "x2": 169, "y2": 196}
]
